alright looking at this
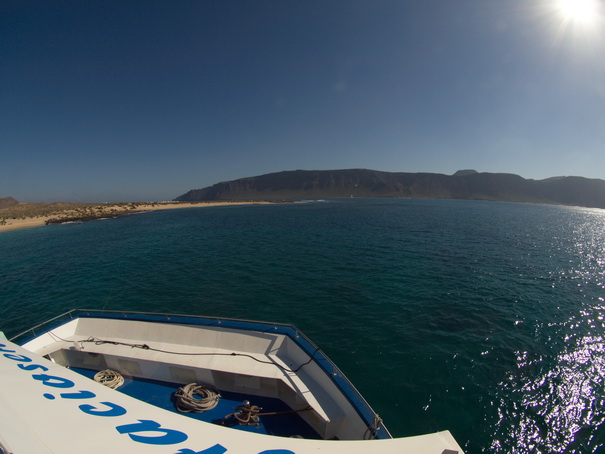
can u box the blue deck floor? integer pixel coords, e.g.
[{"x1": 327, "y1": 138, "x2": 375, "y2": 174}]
[{"x1": 71, "y1": 367, "x2": 320, "y2": 439}]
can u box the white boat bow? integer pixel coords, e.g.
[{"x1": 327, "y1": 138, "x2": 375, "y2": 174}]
[{"x1": 0, "y1": 310, "x2": 464, "y2": 454}]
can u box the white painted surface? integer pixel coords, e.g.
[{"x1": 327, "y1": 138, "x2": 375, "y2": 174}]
[{"x1": 1, "y1": 319, "x2": 464, "y2": 454}]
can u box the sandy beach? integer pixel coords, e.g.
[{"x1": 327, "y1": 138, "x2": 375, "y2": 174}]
[{"x1": 0, "y1": 201, "x2": 272, "y2": 233}]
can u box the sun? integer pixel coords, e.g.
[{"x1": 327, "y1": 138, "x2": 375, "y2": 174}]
[{"x1": 556, "y1": 0, "x2": 599, "y2": 24}]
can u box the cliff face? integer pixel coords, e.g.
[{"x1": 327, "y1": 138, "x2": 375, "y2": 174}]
[{"x1": 175, "y1": 169, "x2": 605, "y2": 209}]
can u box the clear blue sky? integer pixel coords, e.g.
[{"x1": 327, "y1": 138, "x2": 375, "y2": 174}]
[{"x1": 2, "y1": 0, "x2": 605, "y2": 202}]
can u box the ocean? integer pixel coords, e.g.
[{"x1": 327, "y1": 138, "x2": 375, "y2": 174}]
[{"x1": 1, "y1": 198, "x2": 604, "y2": 453}]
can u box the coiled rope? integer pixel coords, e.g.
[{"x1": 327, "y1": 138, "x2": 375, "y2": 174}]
[
  {"x1": 220, "y1": 401, "x2": 312, "y2": 426},
  {"x1": 174, "y1": 383, "x2": 220, "y2": 413},
  {"x1": 93, "y1": 369, "x2": 124, "y2": 389},
  {"x1": 228, "y1": 401, "x2": 262, "y2": 425}
]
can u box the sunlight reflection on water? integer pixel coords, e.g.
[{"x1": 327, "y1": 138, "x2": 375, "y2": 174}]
[
  {"x1": 490, "y1": 209, "x2": 605, "y2": 453},
  {"x1": 493, "y1": 333, "x2": 605, "y2": 453}
]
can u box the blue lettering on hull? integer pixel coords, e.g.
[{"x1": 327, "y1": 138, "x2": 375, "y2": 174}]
[{"x1": 1, "y1": 343, "x2": 303, "y2": 453}]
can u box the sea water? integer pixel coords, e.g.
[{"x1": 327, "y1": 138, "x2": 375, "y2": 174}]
[{"x1": 0, "y1": 198, "x2": 604, "y2": 453}]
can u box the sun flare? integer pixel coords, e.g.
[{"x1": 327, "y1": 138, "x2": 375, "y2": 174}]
[{"x1": 557, "y1": 0, "x2": 599, "y2": 24}]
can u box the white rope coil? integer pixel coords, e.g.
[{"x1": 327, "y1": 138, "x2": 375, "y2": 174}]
[
  {"x1": 175, "y1": 383, "x2": 220, "y2": 413},
  {"x1": 94, "y1": 369, "x2": 124, "y2": 389}
]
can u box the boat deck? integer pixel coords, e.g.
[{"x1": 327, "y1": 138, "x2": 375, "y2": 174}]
[
  {"x1": 71, "y1": 367, "x2": 321, "y2": 439},
  {"x1": 2, "y1": 314, "x2": 465, "y2": 453}
]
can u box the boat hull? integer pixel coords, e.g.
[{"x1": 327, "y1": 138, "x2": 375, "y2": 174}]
[{"x1": 1, "y1": 310, "x2": 464, "y2": 453}]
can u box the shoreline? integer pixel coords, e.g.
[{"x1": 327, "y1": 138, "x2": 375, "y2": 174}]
[{"x1": 0, "y1": 201, "x2": 276, "y2": 233}]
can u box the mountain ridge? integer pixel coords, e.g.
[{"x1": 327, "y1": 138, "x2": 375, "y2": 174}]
[{"x1": 174, "y1": 169, "x2": 605, "y2": 209}]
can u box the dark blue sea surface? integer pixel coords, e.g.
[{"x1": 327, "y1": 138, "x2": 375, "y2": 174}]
[{"x1": 1, "y1": 199, "x2": 604, "y2": 453}]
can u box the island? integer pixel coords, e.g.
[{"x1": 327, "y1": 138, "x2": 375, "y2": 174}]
[{"x1": 175, "y1": 169, "x2": 605, "y2": 209}]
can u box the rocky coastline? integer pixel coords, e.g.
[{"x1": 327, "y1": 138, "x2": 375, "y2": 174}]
[{"x1": 1, "y1": 200, "x2": 280, "y2": 233}]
